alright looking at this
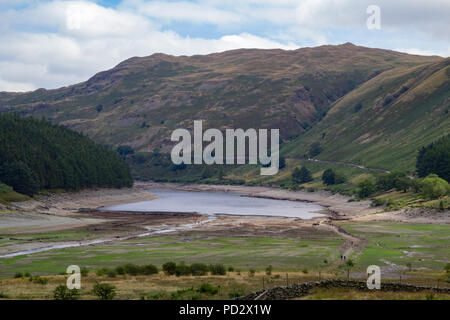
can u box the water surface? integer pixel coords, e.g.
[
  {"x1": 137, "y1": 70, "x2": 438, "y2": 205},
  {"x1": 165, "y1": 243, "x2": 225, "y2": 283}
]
[{"x1": 102, "y1": 190, "x2": 325, "y2": 219}]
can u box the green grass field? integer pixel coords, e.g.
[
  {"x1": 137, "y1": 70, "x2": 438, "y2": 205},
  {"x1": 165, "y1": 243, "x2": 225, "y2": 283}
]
[
  {"x1": 0, "y1": 234, "x2": 344, "y2": 278},
  {"x1": 339, "y1": 222, "x2": 450, "y2": 273}
]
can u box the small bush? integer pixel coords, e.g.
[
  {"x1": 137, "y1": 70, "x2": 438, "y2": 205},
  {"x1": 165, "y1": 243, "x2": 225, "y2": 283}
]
[
  {"x1": 358, "y1": 179, "x2": 376, "y2": 198},
  {"x1": 106, "y1": 270, "x2": 117, "y2": 278},
  {"x1": 33, "y1": 276, "x2": 48, "y2": 285},
  {"x1": 209, "y1": 264, "x2": 226, "y2": 276},
  {"x1": 115, "y1": 266, "x2": 125, "y2": 275},
  {"x1": 302, "y1": 268, "x2": 309, "y2": 274},
  {"x1": 371, "y1": 198, "x2": 385, "y2": 207},
  {"x1": 191, "y1": 263, "x2": 209, "y2": 276},
  {"x1": 197, "y1": 283, "x2": 219, "y2": 295},
  {"x1": 53, "y1": 285, "x2": 80, "y2": 300},
  {"x1": 92, "y1": 282, "x2": 116, "y2": 300},
  {"x1": 162, "y1": 262, "x2": 177, "y2": 275},
  {"x1": 96, "y1": 268, "x2": 110, "y2": 276},
  {"x1": 123, "y1": 263, "x2": 140, "y2": 276},
  {"x1": 265, "y1": 265, "x2": 273, "y2": 276},
  {"x1": 141, "y1": 264, "x2": 159, "y2": 275},
  {"x1": 24, "y1": 272, "x2": 31, "y2": 277},
  {"x1": 175, "y1": 264, "x2": 192, "y2": 277},
  {"x1": 14, "y1": 272, "x2": 23, "y2": 278},
  {"x1": 227, "y1": 266, "x2": 235, "y2": 272},
  {"x1": 248, "y1": 269, "x2": 256, "y2": 277}
]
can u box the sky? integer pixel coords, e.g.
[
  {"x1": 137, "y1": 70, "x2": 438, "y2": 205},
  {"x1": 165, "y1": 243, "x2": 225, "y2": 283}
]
[{"x1": 0, "y1": 0, "x2": 449, "y2": 92}]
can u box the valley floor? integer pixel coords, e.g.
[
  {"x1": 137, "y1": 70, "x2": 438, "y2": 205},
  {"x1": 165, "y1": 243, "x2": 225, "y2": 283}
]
[{"x1": 0, "y1": 182, "x2": 448, "y2": 299}]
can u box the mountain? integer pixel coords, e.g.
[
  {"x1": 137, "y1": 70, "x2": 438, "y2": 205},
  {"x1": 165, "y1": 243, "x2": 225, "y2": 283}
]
[
  {"x1": 0, "y1": 43, "x2": 448, "y2": 173},
  {"x1": 283, "y1": 57, "x2": 449, "y2": 171}
]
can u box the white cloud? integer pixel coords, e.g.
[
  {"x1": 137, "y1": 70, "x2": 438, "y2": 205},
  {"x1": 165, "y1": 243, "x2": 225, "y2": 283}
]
[
  {"x1": 0, "y1": 1, "x2": 297, "y2": 91},
  {"x1": 0, "y1": 0, "x2": 448, "y2": 91},
  {"x1": 395, "y1": 47, "x2": 450, "y2": 58}
]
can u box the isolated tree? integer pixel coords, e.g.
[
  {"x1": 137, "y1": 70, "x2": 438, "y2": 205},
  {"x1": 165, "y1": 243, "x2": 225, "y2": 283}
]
[
  {"x1": 344, "y1": 259, "x2": 355, "y2": 281},
  {"x1": 53, "y1": 285, "x2": 80, "y2": 300},
  {"x1": 292, "y1": 167, "x2": 313, "y2": 184},
  {"x1": 357, "y1": 179, "x2": 376, "y2": 198},
  {"x1": 162, "y1": 262, "x2": 177, "y2": 275},
  {"x1": 322, "y1": 168, "x2": 336, "y2": 185},
  {"x1": 265, "y1": 265, "x2": 273, "y2": 276},
  {"x1": 420, "y1": 174, "x2": 450, "y2": 199},
  {"x1": 92, "y1": 282, "x2": 116, "y2": 300}
]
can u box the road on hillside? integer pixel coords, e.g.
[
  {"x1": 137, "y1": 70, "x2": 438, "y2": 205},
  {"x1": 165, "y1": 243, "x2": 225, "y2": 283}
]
[{"x1": 299, "y1": 158, "x2": 390, "y2": 174}]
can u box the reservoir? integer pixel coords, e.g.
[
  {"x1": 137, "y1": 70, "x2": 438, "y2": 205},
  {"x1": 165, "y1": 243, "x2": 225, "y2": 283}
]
[{"x1": 101, "y1": 190, "x2": 325, "y2": 219}]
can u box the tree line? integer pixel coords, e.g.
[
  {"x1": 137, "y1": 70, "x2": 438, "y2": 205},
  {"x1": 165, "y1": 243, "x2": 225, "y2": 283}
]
[{"x1": 0, "y1": 113, "x2": 133, "y2": 195}]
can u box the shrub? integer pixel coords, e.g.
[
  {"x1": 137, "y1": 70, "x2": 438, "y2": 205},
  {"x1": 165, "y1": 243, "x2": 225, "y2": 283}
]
[
  {"x1": 106, "y1": 270, "x2": 117, "y2": 278},
  {"x1": 302, "y1": 268, "x2": 308, "y2": 274},
  {"x1": 80, "y1": 267, "x2": 89, "y2": 277},
  {"x1": 248, "y1": 269, "x2": 256, "y2": 277},
  {"x1": 322, "y1": 169, "x2": 336, "y2": 185},
  {"x1": 227, "y1": 266, "x2": 235, "y2": 272},
  {"x1": 371, "y1": 198, "x2": 385, "y2": 207},
  {"x1": 24, "y1": 272, "x2": 31, "y2": 278},
  {"x1": 358, "y1": 179, "x2": 376, "y2": 198},
  {"x1": 92, "y1": 282, "x2": 116, "y2": 300},
  {"x1": 53, "y1": 285, "x2": 80, "y2": 300},
  {"x1": 123, "y1": 263, "x2": 140, "y2": 276},
  {"x1": 141, "y1": 264, "x2": 159, "y2": 275},
  {"x1": 115, "y1": 266, "x2": 125, "y2": 275},
  {"x1": 292, "y1": 167, "x2": 313, "y2": 184},
  {"x1": 265, "y1": 265, "x2": 273, "y2": 276},
  {"x1": 420, "y1": 174, "x2": 450, "y2": 199},
  {"x1": 209, "y1": 264, "x2": 226, "y2": 276},
  {"x1": 191, "y1": 263, "x2": 209, "y2": 276},
  {"x1": 96, "y1": 268, "x2": 110, "y2": 276},
  {"x1": 33, "y1": 276, "x2": 48, "y2": 285},
  {"x1": 14, "y1": 272, "x2": 23, "y2": 278},
  {"x1": 197, "y1": 283, "x2": 219, "y2": 295},
  {"x1": 376, "y1": 171, "x2": 411, "y2": 192},
  {"x1": 162, "y1": 262, "x2": 177, "y2": 275},
  {"x1": 175, "y1": 264, "x2": 192, "y2": 277}
]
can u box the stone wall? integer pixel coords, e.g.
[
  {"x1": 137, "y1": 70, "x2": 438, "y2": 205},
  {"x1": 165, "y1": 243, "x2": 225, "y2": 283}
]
[{"x1": 236, "y1": 279, "x2": 450, "y2": 300}]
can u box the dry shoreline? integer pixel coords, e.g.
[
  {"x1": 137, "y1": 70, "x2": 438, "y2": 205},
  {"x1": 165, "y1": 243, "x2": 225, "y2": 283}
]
[{"x1": 1, "y1": 181, "x2": 448, "y2": 237}]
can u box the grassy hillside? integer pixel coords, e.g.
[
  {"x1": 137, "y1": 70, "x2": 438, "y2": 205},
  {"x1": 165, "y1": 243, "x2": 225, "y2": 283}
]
[
  {"x1": 283, "y1": 58, "x2": 450, "y2": 172},
  {"x1": 0, "y1": 43, "x2": 447, "y2": 176}
]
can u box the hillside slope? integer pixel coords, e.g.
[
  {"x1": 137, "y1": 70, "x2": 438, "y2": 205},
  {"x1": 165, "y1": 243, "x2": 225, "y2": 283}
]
[
  {"x1": 0, "y1": 43, "x2": 447, "y2": 172},
  {"x1": 284, "y1": 58, "x2": 450, "y2": 171}
]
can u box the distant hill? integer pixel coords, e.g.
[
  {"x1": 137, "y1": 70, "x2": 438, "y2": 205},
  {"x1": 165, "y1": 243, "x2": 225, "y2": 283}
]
[
  {"x1": 0, "y1": 113, "x2": 133, "y2": 195},
  {"x1": 0, "y1": 43, "x2": 448, "y2": 173}
]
